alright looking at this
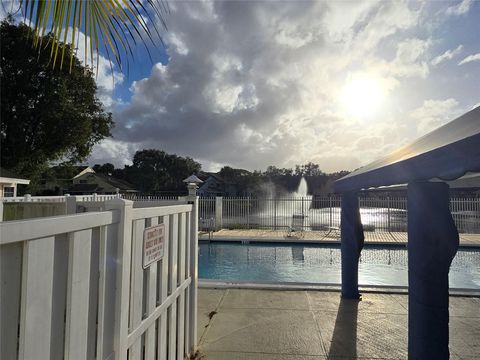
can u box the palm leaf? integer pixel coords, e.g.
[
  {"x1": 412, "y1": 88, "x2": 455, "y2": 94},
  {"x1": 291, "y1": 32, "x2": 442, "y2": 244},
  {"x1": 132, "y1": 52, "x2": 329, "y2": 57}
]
[{"x1": 16, "y1": 0, "x2": 169, "y2": 73}]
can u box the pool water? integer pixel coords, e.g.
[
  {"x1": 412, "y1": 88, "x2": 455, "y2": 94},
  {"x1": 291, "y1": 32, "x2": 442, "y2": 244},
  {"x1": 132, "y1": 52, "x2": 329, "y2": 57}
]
[{"x1": 199, "y1": 242, "x2": 480, "y2": 289}]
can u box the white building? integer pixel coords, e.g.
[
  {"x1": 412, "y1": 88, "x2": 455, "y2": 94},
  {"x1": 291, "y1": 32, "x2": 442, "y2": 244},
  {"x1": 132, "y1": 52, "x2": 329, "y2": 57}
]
[{"x1": 0, "y1": 167, "x2": 30, "y2": 197}]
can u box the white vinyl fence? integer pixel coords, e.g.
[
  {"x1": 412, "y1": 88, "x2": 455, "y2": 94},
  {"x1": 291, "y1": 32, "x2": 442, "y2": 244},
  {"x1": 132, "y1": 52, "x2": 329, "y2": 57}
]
[
  {"x1": 199, "y1": 196, "x2": 480, "y2": 233},
  {"x1": 0, "y1": 198, "x2": 198, "y2": 360}
]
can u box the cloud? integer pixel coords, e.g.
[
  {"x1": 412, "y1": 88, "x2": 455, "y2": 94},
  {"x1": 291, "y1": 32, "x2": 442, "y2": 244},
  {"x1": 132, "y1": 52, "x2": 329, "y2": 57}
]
[
  {"x1": 431, "y1": 45, "x2": 463, "y2": 66},
  {"x1": 446, "y1": 0, "x2": 473, "y2": 16},
  {"x1": 89, "y1": 139, "x2": 137, "y2": 167},
  {"x1": 67, "y1": 29, "x2": 124, "y2": 109},
  {"x1": 382, "y1": 38, "x2": 432, "y2": 79},
  {"x1": 0, "y1": 0, "x2": 21, "y2": 21},
  {"x1": 458, "y1": 53, "x2": 480, "y2": 65},
  {"x1": 87, "y1": 1, "x2": 475, "y2": 172},
  {"x1": 409, "y1": 98, "x2": 461, "y2": 135}
]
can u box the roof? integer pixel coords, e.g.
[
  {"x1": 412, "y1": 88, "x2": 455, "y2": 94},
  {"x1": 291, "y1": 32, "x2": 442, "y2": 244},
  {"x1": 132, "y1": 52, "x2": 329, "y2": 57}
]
[
  {"x1": 365, "y1": 172, "x2": 480, "y2": 192},
  {"x1": 94, "y1": 173, "x2": 137, "y2": 191},
  {"x1": 335, "y1": 106, "x2": 480, "y2": 193},
  {"x1": 0, "y1": 167, "x2": 30, "y2": 184},
  {"x1": 40, "y1": 165, "x2": 92, "y2": 180},
  {"x1": 67, "y1": 183, "x2": 100, "y2": 193}
]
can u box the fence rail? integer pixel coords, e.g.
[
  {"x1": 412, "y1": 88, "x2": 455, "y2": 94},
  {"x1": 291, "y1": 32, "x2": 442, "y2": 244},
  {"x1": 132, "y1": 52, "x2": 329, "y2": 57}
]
[
  {"x1": 2, "y1": 194, "x2": 479, "y2": 233},
  {"x1": 199, "y1": 196, "x2": 480, "y2": 233}
]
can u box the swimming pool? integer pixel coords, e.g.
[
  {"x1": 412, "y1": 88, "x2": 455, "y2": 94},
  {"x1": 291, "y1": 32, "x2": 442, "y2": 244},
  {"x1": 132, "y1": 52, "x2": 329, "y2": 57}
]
[{"x1": 199, "y1": 242, "x2": 480, "y2": 289}]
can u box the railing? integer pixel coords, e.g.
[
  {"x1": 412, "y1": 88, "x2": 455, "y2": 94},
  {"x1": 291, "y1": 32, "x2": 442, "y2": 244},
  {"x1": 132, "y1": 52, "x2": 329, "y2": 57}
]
[
  {"x1": 2, "y1": 194, "x2": 479, "y2": 233},
  {"x1": 124, "y1": 195, "x2": 180, "y2": 201},
  {"x1": 1, "y1": 194, "x2": 120, "y2": 203},
  {"x1": 0, "y1": 199, "x2": 198, "y2": 360},
  {"x1": 199, "y1": 196, "x2": 480, "y2": 233},
  {"x1": 199, "y1": 196, "x2": 216, "y2": 228}
]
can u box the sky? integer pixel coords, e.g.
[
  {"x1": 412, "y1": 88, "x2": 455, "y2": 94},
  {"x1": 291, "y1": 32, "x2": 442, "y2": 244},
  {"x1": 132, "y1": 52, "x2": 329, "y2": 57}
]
[{"x1": 3, "y1": 0, "x2": 480, "y2": 173}]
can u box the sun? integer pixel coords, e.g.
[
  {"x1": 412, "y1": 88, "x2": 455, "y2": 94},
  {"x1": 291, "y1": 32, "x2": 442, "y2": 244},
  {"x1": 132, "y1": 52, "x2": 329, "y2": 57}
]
[{"x1": 341, "y1": 75, "x2": 385, "y2": 118}]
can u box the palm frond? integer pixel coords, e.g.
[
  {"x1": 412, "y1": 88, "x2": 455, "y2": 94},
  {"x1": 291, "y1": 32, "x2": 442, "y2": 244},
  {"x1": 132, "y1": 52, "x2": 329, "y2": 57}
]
[{"x1": 16, "y1": 0, "x2": 169, "y2": 73}]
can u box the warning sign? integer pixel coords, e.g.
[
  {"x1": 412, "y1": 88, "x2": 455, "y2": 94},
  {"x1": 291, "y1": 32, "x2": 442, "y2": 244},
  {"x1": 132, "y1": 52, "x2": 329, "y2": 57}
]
[{"x1": 143, "y1": 224, "x2": 165, "y2": 268}]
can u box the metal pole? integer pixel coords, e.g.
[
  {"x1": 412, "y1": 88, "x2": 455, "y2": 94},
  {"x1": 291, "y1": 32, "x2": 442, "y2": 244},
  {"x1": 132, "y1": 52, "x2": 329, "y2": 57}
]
[
  {"x1": 387, "y1": 196, "x2": 391, "y2": 232},
  {"x1": 408, "y1": 182, "x2": 458, "y2": 359},
  {"x1": 329, "y1": 195, "x2": 333, "y2": 228},
  {"x1": 247, "y1": 197, "x2": 250, "y2": 229},
  {"x1": 340, "y1": 192, "x2": 364, "y2": 299},
  {"x1": 274, "y1": 198, "x2": 277, "y2": 230}
]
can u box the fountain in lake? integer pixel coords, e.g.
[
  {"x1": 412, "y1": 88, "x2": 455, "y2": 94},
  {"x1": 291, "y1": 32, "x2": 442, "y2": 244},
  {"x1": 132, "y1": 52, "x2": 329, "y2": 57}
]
[
  {"x1": 293, "y1": 177, "x2": 308, "y2": 198},
  {"x1": 291, "y1": 177, "x2": 312, "y2": 214},
  {"x1": 252, "y1": 177, "x2": 313, "y2": 230}
]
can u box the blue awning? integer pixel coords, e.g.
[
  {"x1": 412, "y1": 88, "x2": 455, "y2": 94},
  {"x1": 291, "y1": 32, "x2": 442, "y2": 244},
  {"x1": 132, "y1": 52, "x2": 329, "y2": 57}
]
[{"x1": 335, "y1": 106, "x2": 480, "y2": 193}]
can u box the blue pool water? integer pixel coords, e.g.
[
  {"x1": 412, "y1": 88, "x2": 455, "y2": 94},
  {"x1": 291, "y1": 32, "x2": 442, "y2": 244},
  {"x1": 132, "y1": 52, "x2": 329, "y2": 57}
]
[{"x1": 199, "y1": 242, "x2": 480, "y2": 289}]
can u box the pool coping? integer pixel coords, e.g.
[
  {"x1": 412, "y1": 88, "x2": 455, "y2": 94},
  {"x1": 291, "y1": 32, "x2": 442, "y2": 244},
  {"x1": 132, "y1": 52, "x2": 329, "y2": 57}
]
[{"x1": 199, "y1": 280, "x2": 480, "y2": 297}]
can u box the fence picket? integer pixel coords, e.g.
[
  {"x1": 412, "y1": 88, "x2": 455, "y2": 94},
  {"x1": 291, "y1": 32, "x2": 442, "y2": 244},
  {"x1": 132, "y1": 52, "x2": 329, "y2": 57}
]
[
  {"x1": 157, "y1": 215, "x2": 170, "y2": 360},
  {"x1": 168, "y1": 213, "x2": 179, "y2": 360},
  {"x1": 18, "y1": 237, "x2": 55, "y2": 359},
  {"x1": 145, "y1": 216, "x2": 159, "y2": 360},
  {"x1": 65, "y1": 229, "x2": 92, "y2": 359},
  {"x1": 0, "y1": 242, "x2": 22, "y2": 359},
  {"x1": 177, "y1": 213, "x2": 187, "y2": 359},
  {"x1": 50, "y1": 234, "x2": 69, "y2": 359},
  {"x1": 130, "y1": 219, "x2": 146, "y2": 359}
]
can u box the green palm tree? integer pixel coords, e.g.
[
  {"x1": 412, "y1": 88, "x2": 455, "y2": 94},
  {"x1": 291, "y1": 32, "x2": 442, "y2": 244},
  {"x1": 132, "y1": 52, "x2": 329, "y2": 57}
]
[{"x1": 9, "y1": 0, "x2": 168, "y2": 73}]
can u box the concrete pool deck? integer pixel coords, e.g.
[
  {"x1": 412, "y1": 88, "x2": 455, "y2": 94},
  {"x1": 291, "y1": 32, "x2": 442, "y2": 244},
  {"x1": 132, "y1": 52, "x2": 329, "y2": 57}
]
[
  {"x1": 199, "y1": 229, "x2": 480, "y2": 246},
  {"x1": 197, "y1": 288, "x2": 480, "y2": 359}
]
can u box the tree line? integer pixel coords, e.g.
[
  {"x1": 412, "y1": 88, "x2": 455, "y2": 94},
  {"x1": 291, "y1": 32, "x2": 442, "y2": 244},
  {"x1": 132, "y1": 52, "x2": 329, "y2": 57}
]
[{"x1": 86, "y1": 152, "x2": 348, "y2": 197}]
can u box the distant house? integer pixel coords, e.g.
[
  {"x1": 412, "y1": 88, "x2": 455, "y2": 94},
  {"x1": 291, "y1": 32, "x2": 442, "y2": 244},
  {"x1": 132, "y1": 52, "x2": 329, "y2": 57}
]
[
  {"x1": 67, "y1": 172, "x2": 137, "y2": 195},
  {"x1": 38, "y1": 166, "x2": 95, "y2": 195},
  {"x1": 0, "y1": 168, "x2": 30, "y2": 197},
  {"x1": 197, "y1": 172, "x2": 239, "y2": 196}
]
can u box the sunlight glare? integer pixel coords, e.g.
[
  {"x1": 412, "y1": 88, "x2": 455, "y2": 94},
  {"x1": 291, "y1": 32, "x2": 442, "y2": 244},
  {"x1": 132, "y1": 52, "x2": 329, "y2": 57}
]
[{"x1": 341, "y1": 75, "x2": 385, "y2": 118}]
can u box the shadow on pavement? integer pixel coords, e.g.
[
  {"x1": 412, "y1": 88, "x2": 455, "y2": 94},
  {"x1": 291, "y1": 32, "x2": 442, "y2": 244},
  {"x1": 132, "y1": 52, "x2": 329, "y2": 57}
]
[{"x1": 328, "y1": 297, "x2": 360, "y2": 358}]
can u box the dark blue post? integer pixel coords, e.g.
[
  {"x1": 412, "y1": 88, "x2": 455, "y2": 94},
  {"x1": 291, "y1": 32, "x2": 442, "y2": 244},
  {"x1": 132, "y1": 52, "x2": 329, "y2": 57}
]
[
  {"x1": 408, "y1": 182, "x2": 459, "y2": 360},
  {"x1": 340, "y1": 192, "x2": 364, "y2": 299}
]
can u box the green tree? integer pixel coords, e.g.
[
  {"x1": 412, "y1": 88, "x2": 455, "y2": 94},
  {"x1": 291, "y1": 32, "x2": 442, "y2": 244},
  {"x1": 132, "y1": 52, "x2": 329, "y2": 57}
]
[
  {"x1": 126, "y1": 149, "x2": 201, "y2": 194},
  {"x1": 93, "y1": 163, "x2": 115, "y2": 176},
  {"x1": 219, "y1": 166, "x2": 251, "y2": 180},
  {"x1": 0, "y1": 20, "x2": 113, "y2": 177},
  {"x1": 294, "y1": 162, "x2": 325, "y2": 176}
]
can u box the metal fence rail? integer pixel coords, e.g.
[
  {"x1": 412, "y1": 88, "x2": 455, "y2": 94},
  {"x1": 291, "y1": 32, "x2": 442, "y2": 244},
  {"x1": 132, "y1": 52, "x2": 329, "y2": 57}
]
[
  {"x1": 2, "y1": 194, "x2": 479, "y2": 233},
  {"x1": 199, "y1": 196, "x2": 480, "y2": 233}
]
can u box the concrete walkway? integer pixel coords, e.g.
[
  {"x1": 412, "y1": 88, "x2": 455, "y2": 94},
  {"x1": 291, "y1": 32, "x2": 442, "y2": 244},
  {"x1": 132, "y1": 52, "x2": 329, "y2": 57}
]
[
  {"x1": 197, "y1": 288, "x2": 480, "y2": 359},
  {"x1": 200, "y1": 229, "x2": 480, "y2": 246}
]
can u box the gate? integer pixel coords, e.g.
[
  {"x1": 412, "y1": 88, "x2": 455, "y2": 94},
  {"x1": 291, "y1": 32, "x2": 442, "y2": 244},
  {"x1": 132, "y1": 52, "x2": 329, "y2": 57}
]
[{"x1": 0, "y1": 198, "x2": 198, "y2": 360}]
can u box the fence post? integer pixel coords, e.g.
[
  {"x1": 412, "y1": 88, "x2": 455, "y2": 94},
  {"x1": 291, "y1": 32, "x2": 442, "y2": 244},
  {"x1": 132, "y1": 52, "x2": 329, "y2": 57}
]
[
  {"x1": 247, "y1": 197, "x2": 250, "y2": 229},
  {"x1": 186, "y1": 184, "x2": 199, "y2": 355},
  {"x1": 0, "y1": 200, "x2": 3, "y2": 222},
  {"x1": 215, "y1": 196, "x2": 223, "y2": 231},
  {"x1": 274, "y1": 198, "x2": 277, "y2": 230},
  {"x1": 329, "y1": 195, "x2": 333, "y2": 228},
  {"x1": 23, "y1": 194, "x2": 32, "y2": 218},
  {"x1": 387, "y1": 196, "x2": 391, "y2": 232},
  {"x1": 65, "y1": 195, "x2": 77, "y2": 215},
  {"x1": 105, "y1": 198, "x2": 133, "y2": 360}
]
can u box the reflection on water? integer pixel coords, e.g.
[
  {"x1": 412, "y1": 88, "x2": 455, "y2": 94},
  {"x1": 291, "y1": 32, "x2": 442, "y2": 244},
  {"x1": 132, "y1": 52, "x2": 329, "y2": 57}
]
[
  {"x1": 221, "y1": 206, "x2": 479, "y2": 233},
  {"x1": 199, "y1": 242, "x2": 480, "y2": 289}
]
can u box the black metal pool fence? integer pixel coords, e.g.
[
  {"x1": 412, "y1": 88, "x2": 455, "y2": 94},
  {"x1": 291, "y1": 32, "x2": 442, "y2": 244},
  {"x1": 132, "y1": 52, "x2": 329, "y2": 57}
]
[{"x1": 198, "y1": 196, "x2": 480, "y2": 233}]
